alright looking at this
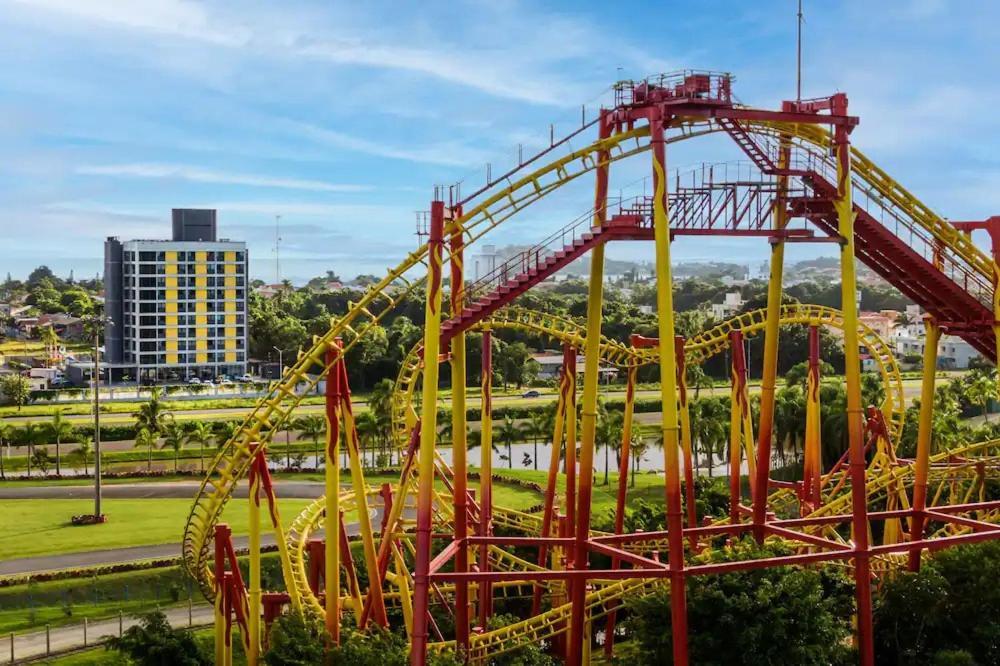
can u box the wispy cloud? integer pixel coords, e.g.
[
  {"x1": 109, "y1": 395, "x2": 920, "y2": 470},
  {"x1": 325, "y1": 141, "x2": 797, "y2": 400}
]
[
  {"x1": 76, "y1": 163, "x2": 371, "y2": 193},
  {"x1": 282, "y1": 120, "x2": 490, "y2": 168}
]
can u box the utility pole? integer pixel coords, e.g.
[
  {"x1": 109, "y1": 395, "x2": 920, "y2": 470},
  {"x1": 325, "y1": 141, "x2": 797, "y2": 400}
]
[
  {"x1": 796, "y1": 0, "x2": 804, "y2": 103},
  {"x1": 83, "y1": 312, "x2": 111, "y2": 520}
]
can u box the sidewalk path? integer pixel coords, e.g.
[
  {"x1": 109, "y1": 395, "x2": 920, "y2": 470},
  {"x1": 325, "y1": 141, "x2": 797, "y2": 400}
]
[{"x1": 9, "y1": 602, "x2": 214, "y2": 663}]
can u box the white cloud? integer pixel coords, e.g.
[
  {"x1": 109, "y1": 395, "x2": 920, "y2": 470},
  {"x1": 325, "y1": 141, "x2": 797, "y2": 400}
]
[
  {"x1": 76, "y1": 163, "x2": 371, "y2": 193},
  {"x1": 8, "y1": 0, "x2": 251, "y2": 46},
  {"x1": 282, "y1": 120, "x2": 491, "y2": 168}
]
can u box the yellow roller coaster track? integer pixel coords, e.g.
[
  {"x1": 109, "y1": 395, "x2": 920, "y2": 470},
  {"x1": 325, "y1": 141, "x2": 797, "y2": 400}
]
[
  {"x1": 391, "y1": 303, "x2": 904, "y2": 451},
  {"x1": 183, "y1": 114, "x2": 995, "y2": 614}
]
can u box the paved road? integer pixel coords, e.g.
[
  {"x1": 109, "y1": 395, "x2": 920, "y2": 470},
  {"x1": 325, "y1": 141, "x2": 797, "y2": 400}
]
[
  {"x1": 0, "y1": 480, "x2": 328, "y2": 500},
  {"x1": 0, "y1": 534, "x2": 275, "y2": 577},
  {"x1": 9, "y1": 602, "x2": 213, "y2": 663}
]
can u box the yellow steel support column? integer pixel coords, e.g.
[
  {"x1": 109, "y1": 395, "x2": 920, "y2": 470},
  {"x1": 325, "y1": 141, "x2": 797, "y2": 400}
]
[
  {"x1": 564, "y1": 346, "x2": 578, "y2": 536},
  {"x1": 411, "y1": 198, "x2": 446, "y2": 666},
  {"x1": 908, "y1": 318, "x2": 939, "y2": 571},
  {"x1": 751, "y1": 134, "x2": 791, "y2": 542},
  {"x1": 803, "y1": 325, "x2": 822, "y2": 513},
  {"x1": 675, "y1": 339, "x2": 697, "y2": 532},
  {"x1": 650, "y1": 114, "x2": 689, "y2": 664},
  {"x1": 247, "y1": 446, "x2": 262, "y2": 665},
  {"x1": 833, "y1": 107, "x2": 874, "y2": 666},
  {"x1": 338, "y1": 361, "x2": 388, "y2": 627},
  {"x1": 324, "y1": 346, "x2": 341, "y2": 644}
]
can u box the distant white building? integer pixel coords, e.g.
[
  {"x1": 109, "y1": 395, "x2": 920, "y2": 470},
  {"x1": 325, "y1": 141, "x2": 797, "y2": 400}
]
[
  {"x1": 472, "y1": 245, "x2": 500, "y2": 281},
  {"x1": 711, "y1": 292, "x2": 744, "y2": 320},
  {"x1": 894, "y1": 332, "x2": 983, "y2": 369}
]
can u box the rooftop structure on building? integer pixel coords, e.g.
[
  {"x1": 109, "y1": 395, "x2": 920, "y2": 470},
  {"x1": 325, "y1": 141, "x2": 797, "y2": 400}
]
[{"x1": 103, "y1": 209, "x2": 248, "y2": 384}]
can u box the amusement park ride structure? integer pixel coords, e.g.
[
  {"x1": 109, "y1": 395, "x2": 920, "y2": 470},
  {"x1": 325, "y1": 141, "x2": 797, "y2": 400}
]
[{"x1": 183, "y1": 71, "x2": 1000, "y2": 665}]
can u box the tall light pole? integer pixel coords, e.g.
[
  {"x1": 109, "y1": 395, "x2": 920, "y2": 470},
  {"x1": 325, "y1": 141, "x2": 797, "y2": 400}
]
[
  {"x1": 272, "y1": 346, "x2": 283, "y2": 379},
  {"x1": 83, "y1": 312, "x2": 111, "y2": 520}
]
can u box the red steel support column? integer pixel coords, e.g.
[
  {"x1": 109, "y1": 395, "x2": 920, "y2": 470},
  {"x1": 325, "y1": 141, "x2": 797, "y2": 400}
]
[
  {"x1": 650, "y1": 114, "x2": 689, "y2": 665},
  {"x1": 448, "y1": 206, "x2": 470, "y2": 651},
  {"x1": 567, "y1": 109, "x2": 611, "y2": 666},
  {"x1": 603, "y1": 362, "x2": 637, "y2": 657},
  {"x1": 532, "y1": 348, "x2": 571, "y2": 614},
  {"x1": 478, "y1": 328, "x2": 494, "y2": 627},
  {"x1": 411, "y1": 199, "x2": 445, "y2": 666}
]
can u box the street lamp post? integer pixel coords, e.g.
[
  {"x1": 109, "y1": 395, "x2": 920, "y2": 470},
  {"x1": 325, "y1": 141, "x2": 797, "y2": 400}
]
[
  {"x1": 83, "y1": 312, "x2": 111, "y2": 521},
  {"x1": 272, "y1": 346, "x2": 283, "y2": 379}
]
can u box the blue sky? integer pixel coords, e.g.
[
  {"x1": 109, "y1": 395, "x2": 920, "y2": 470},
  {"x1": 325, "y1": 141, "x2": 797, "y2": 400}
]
[{"x1": 0, "y1": 0, "x2": 997, "y2": 283}]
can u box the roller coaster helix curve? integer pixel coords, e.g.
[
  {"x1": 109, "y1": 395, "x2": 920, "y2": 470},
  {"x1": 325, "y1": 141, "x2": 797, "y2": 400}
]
[{"x1": 185, "y1": 70, "x2": 1000, "y2": 665}]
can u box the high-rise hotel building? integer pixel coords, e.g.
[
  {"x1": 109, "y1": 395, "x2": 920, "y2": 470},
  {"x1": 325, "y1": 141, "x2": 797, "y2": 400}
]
[{"x1": 103, "y1": 209, "x2": 248, "y2": 383}]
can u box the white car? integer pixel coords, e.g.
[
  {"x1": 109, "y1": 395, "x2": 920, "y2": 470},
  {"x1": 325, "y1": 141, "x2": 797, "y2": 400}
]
[
  {"x1": 239, "y1": 374, "x2": 254, "y2": 382},
  {"x1": 186, "y1": 376, "x2": 202, "y2": 384}
]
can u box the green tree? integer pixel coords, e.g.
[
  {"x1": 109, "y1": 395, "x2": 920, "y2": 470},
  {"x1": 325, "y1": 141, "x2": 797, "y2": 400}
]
[
  {"x1": 73, "y1": 436, "x2": 94, "y2": 475},
  {"x1": 0, "y1": 374, "x2": 31, "y2": 411},
  {"x1": 134, "y1": 388, "x2": 169, "y2": 435},
  {"x1": 108, "y1": 610, "x2": 209, "y2": 665},
  {"x1": 965, "y1": 368, "x2": 996, "y2": 423},
  {"x1": 523, "y1": 411, "x2": 548, "y2": 471},
  {"x1": 295, "y1": 415, "x2": 326, "y2": 471},
  {"x1": 47, "y1": 410, "x2": 74, "y2": 475},
  {"x1": 624, "y1": 541, "x2": 853, "y2": 665},
  {"x1": 495, "y1": 341, "x2": 540, "y2": 390},
  {"x1": 497, "y1": 416, "x2": 520, "y2": 469},
  {"x1": 160, "y1": 422, "x2": 186, "y2": 472},
  {"x1": 134, "y1": 427, "x2": 157, "y2": 472},
  {"x1": 16, "y1": 422, "x2": 41, "y2": 477},
  {"x1": 30, "y1": 446, "x2": 52, "y2": 475},
  {"x1": 185, "y1": 421, "x2": 214, "y2": 473},
  {"x1": 0, "y1": 422, "x2": 10, "y2": 479}
]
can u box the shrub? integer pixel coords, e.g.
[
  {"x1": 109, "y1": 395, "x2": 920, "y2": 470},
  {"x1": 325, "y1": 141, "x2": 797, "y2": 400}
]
[{"x1": 107, "y1": 610, "x2": 209, "y2": 665}]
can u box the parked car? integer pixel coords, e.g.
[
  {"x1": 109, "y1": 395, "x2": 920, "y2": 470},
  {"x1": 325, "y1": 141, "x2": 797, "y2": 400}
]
[
  {"x1": 239, "y1": 374, "x2": 254, "y2": 382},
  {"x1": 214, "y1": 375, "x2": 229, "y2": 384},
  {"x1": 522, "y1": 389, "x2": 541, "y2": 398},
  {"x1": 186, "y1": 376, "x2": 202, "y2": 384}
]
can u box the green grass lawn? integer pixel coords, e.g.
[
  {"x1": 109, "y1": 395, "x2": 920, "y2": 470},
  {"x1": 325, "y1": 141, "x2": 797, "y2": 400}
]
[
  {"x1": 0, "y1": 563, "x2": 193, "y2": 635},
  {"x1": 0, "y1": 498, "x2": 312, "y2": 561}
]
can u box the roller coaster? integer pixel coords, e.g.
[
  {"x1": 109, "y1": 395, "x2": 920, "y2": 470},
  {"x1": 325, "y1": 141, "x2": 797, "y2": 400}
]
[{"x1": 183, "y1": 71, "x2": 1000, "y2": 665}]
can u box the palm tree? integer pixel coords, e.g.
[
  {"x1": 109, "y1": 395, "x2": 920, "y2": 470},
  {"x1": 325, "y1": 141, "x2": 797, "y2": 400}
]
[
  {"x1": 74, "y1": 436, "x2": 94, "y2": 475},
  {"x1": 686, "y1": 363, "x2": 714, "y2": 400},
  {"x1": 134, "y1": 388, "x2": 169, "y2": 435},
  {"x1": 213, "y1": 421, "x2": 238, "y2": 448},
  {"x1": 134, "y1": 427, "x2": 157, "y2": 472},
  {"x1": 47, "y1": 410, "x2": 74, "y2": 476},
  {"x1": 523, "y1": 411, "x2": 548, "y2": 472},
  {"x1": 160, "y1": 422, "x2": 186, "y2": 472},
  {"x1": 356, "y1": 411, "x2": 380, "y2": 469},
  {"x1": 0, "y1": 422, "x2": 11, "y2": 480},
  {"x1": 497, "y1": 416, "x2": 520, "y2": 470},
  {"x1": 17, "y1": 422, "x2": 41, "y2": 477},
  {"x1": 596, "y1": 408, "x2": 624, "y2": 485},
  {"x1": 295, "y1": 415, "x2": 326, "y2": 471},
  {"x1": 185, "y1": 421, "x2": 214, "y2": 473},
  {"x1": 967, "y1": 369, "x2": 996, "y2": 423}
]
